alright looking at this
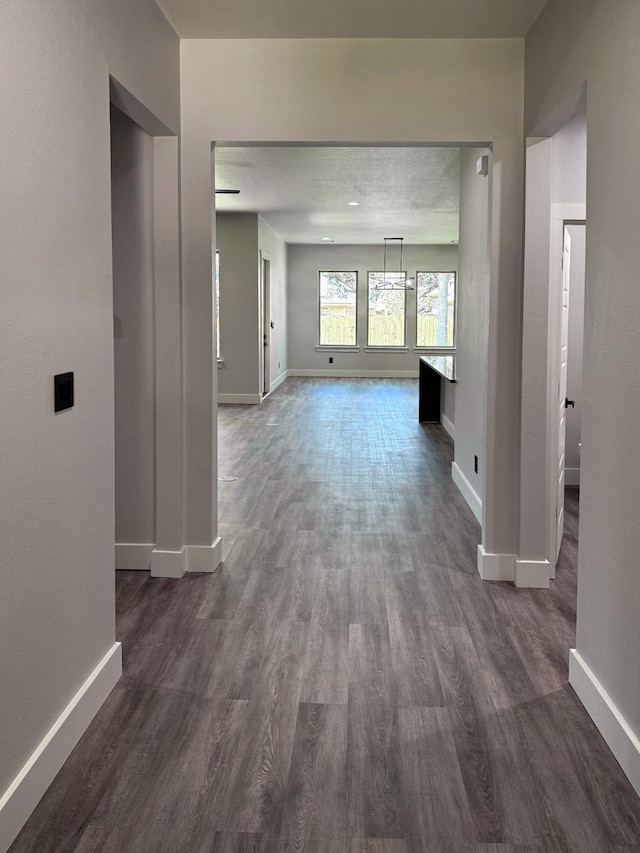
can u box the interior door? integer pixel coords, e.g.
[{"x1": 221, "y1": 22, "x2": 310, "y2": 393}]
[{"x1": 555, "y1": 228, "x2": 571, "y2": 563}]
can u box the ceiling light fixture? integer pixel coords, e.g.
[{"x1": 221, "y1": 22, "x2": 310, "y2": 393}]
[
  {"x1": 321, "y1": 237, "x2": 333, "y2": 242},
  {"x1": 373, "y1": 237, "x2": 416, "y2": 291},
  {"x1": 348, "y1": 201, "x2": 360, "y2": 206}
]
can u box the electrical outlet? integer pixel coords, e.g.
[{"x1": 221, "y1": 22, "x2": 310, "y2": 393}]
[
  {"x1": 54, "y1": 372, "x2": 74, "y2": 412},
  {"x1": 474, "y1": 455, "x2": 479, "y2": 474}
]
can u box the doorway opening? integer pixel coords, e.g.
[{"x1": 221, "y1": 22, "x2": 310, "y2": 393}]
[
  {"x1": 110, "y1": 78, "x2": 182, "y2": 578},
  {"x1": 212, "y1": 142, "x2": 493, "y2": 560},
  {"x1": 555, "y1": 221, "x2": 585, "y2": 569},
  {"x1": 520, "y1": 86, "x2": 587, "y2": 587},
  {"x1": 110, "y1": 104, "x2": 156, "y2": 572}
]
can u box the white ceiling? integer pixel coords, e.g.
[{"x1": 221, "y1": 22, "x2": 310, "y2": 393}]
[
  {"x1": 214, "y1": 146, "x2": 461, "y2": 245},
  {"x1": 156, "y1": 0, "x2": 548, "y2": 39}
]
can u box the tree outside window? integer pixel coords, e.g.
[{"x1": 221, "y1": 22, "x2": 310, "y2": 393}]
[{"x1": 416, "y1": 271, "x2": 456, "y2": 348}]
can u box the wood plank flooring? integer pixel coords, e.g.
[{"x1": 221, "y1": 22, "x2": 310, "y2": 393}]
[{"x1": 10, "y1": 378, "x2": 640, "y2": 852}]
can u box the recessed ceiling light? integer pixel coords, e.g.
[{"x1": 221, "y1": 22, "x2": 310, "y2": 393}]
[
  {"x1": 348, "y1": 201, "x2": 360, "y2": 206},
  {"x1": 322, "y1": 237, "x2": 333, "y2": 242}
]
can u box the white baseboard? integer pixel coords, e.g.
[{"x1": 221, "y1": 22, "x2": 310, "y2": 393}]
[
  {"x1": 151, "y1": 547, "x2": 185, "y2": 578},
  {"x1": 477, "y1": 547, "x2": 551, "y2": 589},
  {"x1": 569, "y1": 649, "x2": 640, "y2": 797},
  {"x1": 0, "y1": 643, "x2": 122, "y2": 853},
  {"x1": 451, "y1": 462, "x2": 482, "y2": 525},
  {"x1": 115, "y1": 543, "x2": 154, "y2": 571},
  {"x1": 269, "y1": 371, "x2": 288, "y2": 393},
  {"x1": 185, "y1": 537, "x2": 222, "y2": 573},
  {"x1": 218, "y1": 393, "x2": 261, "y2": 405},
  {"x1": 514, "y1": 558, "x2": 551, "y2": 588},
  {"x1": 477, "y1": 545, "x2": 515, "y2": 582},
  {"x1": 118, "y1": 542, "x2": 223, "y2": 577},
  {"x1": 565, "y1": 467, "x2": 581, "y2": 486},
  {"x1": 441, "y1": 413, "x2": 455, "y2": 441},
  {"x1": 287, "y1": 369, "x2": 419, "y2": 378}
]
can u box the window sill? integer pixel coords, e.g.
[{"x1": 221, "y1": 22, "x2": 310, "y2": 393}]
[
  {"x1": 414, "y1": 347, "x2": 457, "y2": 354},
  {"x1": 315, "y1": 346, "x2": 360, "y2": 352},
  {"x1": 364, "y1": 346, "x2": 409, "y2": 353}
]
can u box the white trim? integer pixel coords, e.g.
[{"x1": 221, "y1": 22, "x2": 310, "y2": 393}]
[
  {"x1": 315, "y1": 346, "x2": 360, "y2": 352},
  {"x1": 514, "y1": 558, "x2": 551, "y2": 588},
  {"x1": 115, "y1": 543, "x2": 154, "y2": 571},
  {"x1": 441, "y1": 413, "x2": 455, "y2": 441},
  {"x1": 218, "y1": 394, "x2": 261, "y2": 405},
  {"x1": 259, "y1": 249, "x2": 272, "y2": 396},
  {"x1": 185, "y1": 538, "x2": 222, "y2": 574},
  {"x1": 0, "y1": 643, "x2": 122, "y2": 853},
  {"x1": 569, "y1": 650, "x2": 640, "y2": 797},
  {"x1": 413, "y1": 348, "x2": 457, "y2": 355},
  {"x1": 151, "y1": 547, "x2": 185, "y2": 578},
  {"x1": 477, "y1": 545, "x2": 515, "y2": 582},
  {"x1": 269, "y1": 371, "x2": 288, "y2": 394},
  {"x1": 288, "y1": 369, "x2": 419, "y2": 378},
  {"x1": 565, "y1": 467, "x2": 581, "y2": 487},
  {"x1": 363, "y1": 347, "x2": 409, "y2": 353},
  {"x1": 451, "y1": 462, "x2": 482, "y2": 525}
]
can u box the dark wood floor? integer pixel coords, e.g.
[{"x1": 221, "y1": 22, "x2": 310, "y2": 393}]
[{"x1": 10, "y1": 378, "x2": 640, "y2": 852}]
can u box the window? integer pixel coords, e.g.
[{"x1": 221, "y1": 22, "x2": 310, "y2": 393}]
[
  {"x1": 215, "y1": 250, "x2": 221, "y2": 359},
  {"x1": 416, "y1": 271, "x2": 456, "y2": 348},
  {"x1": 367, "y1": 272, "x2": 407, "y2": 347},
  {"x1": 319, "y1": 271, "x2": 358, "y2": 346}
]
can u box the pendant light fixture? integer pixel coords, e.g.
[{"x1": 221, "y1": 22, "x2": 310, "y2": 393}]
[{"x1": 373, "y1": 237, "x2": 416, "y2": 291}]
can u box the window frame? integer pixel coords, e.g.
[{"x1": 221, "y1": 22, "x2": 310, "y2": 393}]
[
  {"x1": 415, "y1": 270, "x2": 457, "y2": 351},
  {"x1": 366, "y1": 270, "x2": 408, "y2": 349},
  {"x1": 317, "y1": 270, "x2": 359, "y2": 349}
]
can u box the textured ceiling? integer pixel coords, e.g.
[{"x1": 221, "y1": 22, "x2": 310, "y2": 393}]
[
  {"x1": 214, "y1": 146, "x2": 461, "y2": 245},
  {"x1": 157, "y1": 0, "x2": 548, "y2": 38}
]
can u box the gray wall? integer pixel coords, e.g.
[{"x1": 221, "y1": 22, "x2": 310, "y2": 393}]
[
  {"x1": 454, "y1": 149, "x2": 491, "y2": 505},
  {"x1": 111, "y1": 107, "x2": 156, "y2": 546},
  {"x1": 527, "y1": 0, "x2": 640, "y2": 741},
  {"x1": 216, "y1": 213, "x2": 288, "y2": 399},
  {"x1": 216, "y1": 213, "x2": 260, "y2": 397},
  {"x1": 552, "y1": 111, "x2": 587, "y2": 204},
  {"x1": 0, "y1": 0, "x2": 179, "y2": 820},
  {"x1": 287, "y1": 243, "x2": 459, "y2": 374},
  {"x1": 258, "y1": 217, "x2": 288, "y2": 388}
]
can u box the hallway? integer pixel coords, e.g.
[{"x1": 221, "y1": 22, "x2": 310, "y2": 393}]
[{"x1": 10, "y1": 379, "x2": 640, "y2": 852}]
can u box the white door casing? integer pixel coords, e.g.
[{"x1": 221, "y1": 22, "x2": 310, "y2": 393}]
[
  {"x1": 556, "y1": 229, "x2": 571, "y2": 563},
  {"x1": 260, "y1": 253, "x2": 271, "y2": 396}
]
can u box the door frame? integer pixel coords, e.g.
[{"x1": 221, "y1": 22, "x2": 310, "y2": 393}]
[
  {"x1": 259, "y1": 250, "x2": 271, "y2": 398},
  {"x1": 546, "y1": 205, "x2": 586, "y2": 575}
]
